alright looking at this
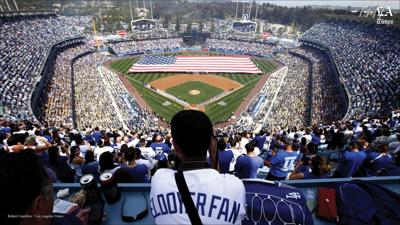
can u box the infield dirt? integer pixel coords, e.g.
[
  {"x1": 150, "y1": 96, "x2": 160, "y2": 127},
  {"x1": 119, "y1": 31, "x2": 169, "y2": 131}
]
[{"x1": 148, "y1": 74, "x2": 243, "y2": 91}]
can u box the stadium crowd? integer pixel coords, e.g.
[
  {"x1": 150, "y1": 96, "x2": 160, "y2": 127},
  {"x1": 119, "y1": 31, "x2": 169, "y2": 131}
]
[
  {"x1": 71, "y1": 51, "x2": 160, "y2": 132},
  {"x1": 0, "y1": 15, "x2": 90, "y2": 120},
  {"x1": 1, "y1": 13, "x2": 400, "y2": 224},
  {"x1": 301, "y1": 20, "x2": 400, "y2": 119},
  {"x1": 42, "y1": 45, "x2": 88, "y2": 127},
  {"x1": 73, "y1": 52, "x2": 122, "y2": 129},
  {"x1": 266, "y1": 54, "x2": 311, "y2": 127},
  {"x1": 0, "y1": 113, "x2": 399, "y2": 185},
  {"x1": 100, "y1": 67, "x2": 161, "y2": 132},
  {"x1": 205, "y1": 38, "x2": 277, "y2": 56},
  {"x1": 291, "y1": 46, "x2": 345, "y2": 125},
  {"x1": 111, "y1": 38, "x2": 182, "y2": 55}
]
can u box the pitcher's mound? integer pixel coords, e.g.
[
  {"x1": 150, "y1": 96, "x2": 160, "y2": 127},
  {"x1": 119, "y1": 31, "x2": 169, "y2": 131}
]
[{"x1": 189, "y1": 89, "x2": 201, "y2": 95}]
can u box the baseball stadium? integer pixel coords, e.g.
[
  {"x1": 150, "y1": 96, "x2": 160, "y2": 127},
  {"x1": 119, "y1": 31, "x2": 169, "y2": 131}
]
[
  {"x1": 0, "y1": 0, "x2": 400, "y2": 225},
  {"x1": 107, "y1": 53, "x2": 278, "y2": 124}
]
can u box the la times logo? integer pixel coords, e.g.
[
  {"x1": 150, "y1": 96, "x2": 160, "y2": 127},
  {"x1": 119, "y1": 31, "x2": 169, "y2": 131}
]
[{"x1": 358, "y1": 6, "x2": 394, "y2": 25}]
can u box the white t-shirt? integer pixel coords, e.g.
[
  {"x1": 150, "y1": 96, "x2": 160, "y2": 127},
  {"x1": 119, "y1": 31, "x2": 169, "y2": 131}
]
[
  {"x1": 94, "y1": 146, "x2": 114, "y2": 161},
  {"x1": 139, "y1": 147, "x2": 156, "y2": 159},
  {"x1": 302, "y1": 134, "x2": 312, "y2": 145},
  {"x1": 127, "y1": 138, "x2": 140, "y2": 148},
  {"x1": 150, "y1": 168, "x2": 246, "y2": 225}
]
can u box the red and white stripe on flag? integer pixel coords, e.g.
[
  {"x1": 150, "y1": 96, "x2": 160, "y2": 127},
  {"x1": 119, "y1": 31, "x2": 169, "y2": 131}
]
[
  {"x1": 117, "y1": 30, "x2": 127, "y2": 38},
  {"x1": 128, "y1": 56, "x2": 263, "y2": 74}
]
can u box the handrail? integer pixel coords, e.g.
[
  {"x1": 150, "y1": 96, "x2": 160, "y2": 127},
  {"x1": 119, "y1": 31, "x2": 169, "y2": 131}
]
[{"x1": 53, "y1": 176, "x2": 400, "y2": 190}]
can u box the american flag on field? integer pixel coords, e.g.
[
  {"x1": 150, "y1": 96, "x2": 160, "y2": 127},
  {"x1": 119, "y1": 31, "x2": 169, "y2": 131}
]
[{"x1": 128, "y1": 56, "x2": 263, "y2": 74}]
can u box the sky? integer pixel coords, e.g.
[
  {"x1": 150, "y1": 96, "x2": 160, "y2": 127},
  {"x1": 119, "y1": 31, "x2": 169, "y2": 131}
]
[{"x1": 253, "y1": 1, "x2": 400, "y2": 9}]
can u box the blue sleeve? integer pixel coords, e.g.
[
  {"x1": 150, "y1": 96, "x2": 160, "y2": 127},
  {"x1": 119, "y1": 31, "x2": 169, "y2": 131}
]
[
  {"x1": 229, "y1": 151, "x2": 234, "y2": 160},
  {"x1": 366, "y1": 152, "x2": 378, "y2": 161},
  {"x1": 235, "y1": 156, "x2": 242, "y2": 172},
  {"x1": 164, "y1": 144, "x2": 171, "y2": 153},
  {"x1": 270, "y1": 153, "x2": 281, "y2": 166}
]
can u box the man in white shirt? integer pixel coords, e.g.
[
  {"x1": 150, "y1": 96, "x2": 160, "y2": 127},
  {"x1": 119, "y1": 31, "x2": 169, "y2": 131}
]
[
  {"x1": 150, "y1": 110, "x2": 246, "y2": 225},
  {"x1": 94, "y1": 140, "x2": 114, "y2": 161},
  {"x1": 301, "y1": 128, "x2": 313, "y2": 145}
]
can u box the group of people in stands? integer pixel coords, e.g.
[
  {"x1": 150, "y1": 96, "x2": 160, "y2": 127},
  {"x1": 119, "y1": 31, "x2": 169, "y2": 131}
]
[
  {"x1": 291, "y1": 46, "x2": 345, "y2": 125},
  {"x1": 1, "y1": 114, "x2": 399, "y2": 186},
  {"x1": 265, "y1": 53, "x2": 311, "y2": 127},
  {"x1": 42, "y1": 44, "x2": 86, "y2": 127},
  {"x1": 0, "y1": 15, "x2": 89, "y2": 121},
  {"x1": 205, "y1": 38, "x2": 277, "y2": 56},
  {"x1": 111, "y1": 38, "x2": 182, "y2": 55},
  {"x1": 301, "y1": 20, "x2": 400, "y2": 118}
]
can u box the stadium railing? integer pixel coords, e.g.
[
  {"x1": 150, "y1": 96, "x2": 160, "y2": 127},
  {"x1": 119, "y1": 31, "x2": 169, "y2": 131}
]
[{"x1": 53, "y1": 176, "x2": 400, "y2": 225}]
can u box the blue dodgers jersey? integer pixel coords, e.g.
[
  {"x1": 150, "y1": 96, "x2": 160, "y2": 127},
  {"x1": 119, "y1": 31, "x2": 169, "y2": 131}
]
[
  {"x1": 235, "y1": 155, "x2": 264, "y2": 179},
  {"x1": 366, "y1": 152, "x2": 395, "y2": 172},
  {"x1": 336, "y1": 151, "x2": 367, "y2": 177},
  {"x1": 218, "y1": 150, "x2": 234, "y2": 173},
  {"x1": 269, "y1": 151, "x2": 300, "y2": 178},
  {"x1": 151, "y1": 142, "x2": 171, "y2": 159},
  {"x1": 242, "y1": 179, "x2": 314, "y2": 225},
  {"x1": 253, "y1": 135, "x2": 267, "y2": 150}
]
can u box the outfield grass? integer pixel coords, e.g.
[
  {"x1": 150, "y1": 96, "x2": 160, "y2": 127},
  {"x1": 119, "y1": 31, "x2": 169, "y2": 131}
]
[
  {"x1": 127, "y1": 77, "x2": 184, "y2": 122},
  {"x1": 165, "y1": 81, "x2": 223, "y2": 104},
  {"x1": 205, "y1": 78, "x2": 260, "y2": 123},
  {"x1": 108, "y1": 53, "x2": 278, "y2": 123}
]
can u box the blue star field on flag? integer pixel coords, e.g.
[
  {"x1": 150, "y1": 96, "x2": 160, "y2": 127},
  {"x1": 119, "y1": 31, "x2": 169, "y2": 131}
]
[{"x1": 137, "y1": 56, "x2": 176, "y2": 65}]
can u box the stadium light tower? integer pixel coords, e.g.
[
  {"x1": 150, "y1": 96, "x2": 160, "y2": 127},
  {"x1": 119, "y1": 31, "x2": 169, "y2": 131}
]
[
  {"x1": 150, "y1": 0, "x2": 153, "y2": 19},
  {"x1": 235, "y1": 1, "x2": 239, "y2": 19},
  {"x1": 5, "y1": 0, "x2": 11, "y2": 11},
  {"x1": 255, "y1": 2, "x2": 258, "y2": 20},
  {"x1": 13, "y1": 0, "x2": 18, "y2": 11},
  {"x1": 248, "y1": 0, "x2": 252, "y2": 20},
  {"x1": 242, "y1": 1, "x2": 245, "y2": 18},
  {"x1": 129, "y1": 0, "x2": 134, "y2": 21}
]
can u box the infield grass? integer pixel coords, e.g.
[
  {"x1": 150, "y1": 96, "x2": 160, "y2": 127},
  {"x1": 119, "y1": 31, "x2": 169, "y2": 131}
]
[
  {"x1": 165, "y1": 81, "x2": 223, "y2": 104},
  {"x1": 108, "y1": 53, "x2": 278, "y2": 123}
]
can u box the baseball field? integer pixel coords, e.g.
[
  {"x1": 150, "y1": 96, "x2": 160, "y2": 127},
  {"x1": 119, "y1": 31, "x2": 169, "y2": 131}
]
[{"x1": 108, "y1": 52, "x2": 278, "y2": 123}]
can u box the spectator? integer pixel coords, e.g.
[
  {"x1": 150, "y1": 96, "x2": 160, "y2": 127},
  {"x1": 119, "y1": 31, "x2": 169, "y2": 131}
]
[
  {"x1": 217, "y1": 138, "x2": 234, "y2": 174},
  {"x1": 267, "y1": 140, "x2": 300, "y2": 180},
  {"x1": 69, "y1": 146, "x2": 85, "y2": 178},
  {"x1": 48, "y1": 146, "x2": 75, "y2": 182},
  {"x1": 363, "y1": 144, "x2": 395, "y2": 176},
  {"x1": 150, "y1": 110, "x2": 246, "y2": 224},
  {"x1": 0, "y1": 150, "x2": 89, "y2": 225},
  {"x1": 81, "y1": 150, "x2": 100, "y2": 181},
  {"x1": 150, "y1": 134, "x2": 171, "y2": 160},
  {"x1": 234, "y1": 142, "x2": 264, "y2": 179},
  {"x1": 289, "y1": 156, "x2": 331, "y2": 179},
  {"x1": 122, "y1": 147, "x2": 149, "y2": 183},
  {"x1": 135, "y1": 148, "x2": 155, "y2": 173},
  {"x1": 98, "y1": 151, "x2": 133, "y2": 183},
  {"x1": 334, "y1": 142, "x2": 367, "y2": 178}
]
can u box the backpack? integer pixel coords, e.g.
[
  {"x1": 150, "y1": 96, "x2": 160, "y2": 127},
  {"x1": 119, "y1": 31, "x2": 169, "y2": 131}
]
[
  {"x1": 242, "y1": 179, "x2": 314, "y2": 225},
  {"x1": 334, "y1": 180, "x2": 400, "y2": 225}
]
